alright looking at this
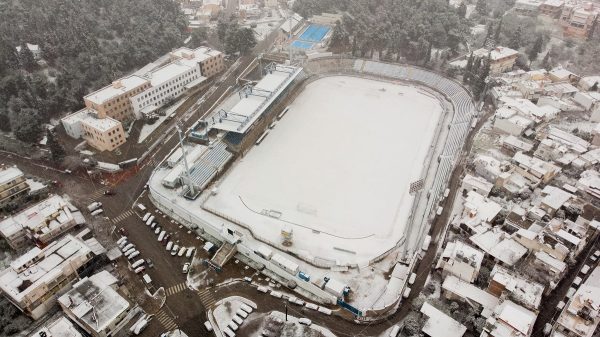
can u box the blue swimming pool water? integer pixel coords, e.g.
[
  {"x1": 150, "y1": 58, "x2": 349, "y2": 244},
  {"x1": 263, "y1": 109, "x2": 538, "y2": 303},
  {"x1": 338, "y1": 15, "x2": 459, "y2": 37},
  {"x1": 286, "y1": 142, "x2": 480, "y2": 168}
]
[
  {"x1": 298, "y1": 24, "x2": 330, "y2": 42},
  {"x1": 291, "y1": 40, "x2": 314, "y2": 50}
]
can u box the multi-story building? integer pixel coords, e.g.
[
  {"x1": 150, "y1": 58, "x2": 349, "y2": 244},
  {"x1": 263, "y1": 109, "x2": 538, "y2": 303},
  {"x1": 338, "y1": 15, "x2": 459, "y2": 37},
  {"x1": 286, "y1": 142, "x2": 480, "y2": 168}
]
[
  {"x1": 0, "y1": 235, "x2": 97, "y2": 319},
  {"x1": 552, "y1": 266, "x2": 600, "y2": 337},
  {"x1": 132, "y1": 47, "x2": 224, "y2": 118},
  {"x1": 84, "y1": 75, "x2": 150, "y2": 122},
  {"x1": 559, "y1": 2, "x2": 600, "y2": 39},
  {"x1": 58, "y1": 271, "x2": 136, "y2": 337},
  {"x1": 540, "y1": 0, "x2": 565, "y2": 17},
  {"x1": 0, "y1": 166, "x2": 30, "y2": 210},
  {"x1": 61, "y1": 108, "x2": 126, "y2": 152},
  {"x1": 473, "y1": 46, "x2": 520, "y2": 74},
  {"x1": 0, "y1": 195, "x2": 85, "y2": 250}
]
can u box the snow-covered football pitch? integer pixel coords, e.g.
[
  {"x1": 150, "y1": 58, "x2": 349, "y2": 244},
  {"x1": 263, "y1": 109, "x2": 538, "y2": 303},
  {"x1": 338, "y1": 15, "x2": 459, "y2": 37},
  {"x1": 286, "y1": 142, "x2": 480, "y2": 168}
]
[{"x1": 204, "y1": 75, "x2": 444, "y2": 264}]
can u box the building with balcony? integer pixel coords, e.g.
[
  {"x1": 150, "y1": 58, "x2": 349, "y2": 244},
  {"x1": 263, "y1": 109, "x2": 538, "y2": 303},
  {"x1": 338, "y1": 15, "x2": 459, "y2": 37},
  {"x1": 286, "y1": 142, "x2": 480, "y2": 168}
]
[
  {"x1": 0, "y1": 166, "x2": 30, "y2": 210},
  {"x1": 559, "y1": 2, "x2": 600, "y2": 39},
  {"x1": 473, "y1": 46, "x2": 519, "y2": 74},
  {"x1": 84, "y1": 75, "x2": 150, "y2": 122},
  {"x1": 0, "y1": 235, "x2": 97, "y2": 319}
]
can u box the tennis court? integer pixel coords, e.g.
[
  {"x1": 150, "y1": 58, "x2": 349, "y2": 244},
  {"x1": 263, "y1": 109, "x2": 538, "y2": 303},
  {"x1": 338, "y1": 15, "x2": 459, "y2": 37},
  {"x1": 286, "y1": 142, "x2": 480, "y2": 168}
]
[
  {"x1": 298, "y1": 24, "x2": 330, "y2": 42},
  {"x1": 291, "y1": 40, "x2": 314, "y2": 50}
]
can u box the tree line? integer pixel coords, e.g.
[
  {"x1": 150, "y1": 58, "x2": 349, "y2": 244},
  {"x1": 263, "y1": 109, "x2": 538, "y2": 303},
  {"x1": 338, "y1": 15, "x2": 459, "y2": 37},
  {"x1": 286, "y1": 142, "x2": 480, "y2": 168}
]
[{"x1": 0, "y1": 0, "x2": 187, "y2": 143}]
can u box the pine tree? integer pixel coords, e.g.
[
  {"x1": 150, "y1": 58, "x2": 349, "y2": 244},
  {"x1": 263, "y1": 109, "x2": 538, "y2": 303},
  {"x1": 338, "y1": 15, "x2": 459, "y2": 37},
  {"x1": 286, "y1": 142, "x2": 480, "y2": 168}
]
[
  {"x1": 509, "y1": 26, "x2": 522, "y2": 50},
  {"x1": 528, "y1": 34, "x2": 543, "y2": 61},
  {"x1": 464, "y1": 52, "x2": 474, "y2": 84},
  {"x1": 457, "y1": 2, "x2": 467, "y2": 19},
  {"x1": 494, "y1": 18, "x2": 503, "y2": 45},
  {"x1": 475, "y1": 0, "x2": 487, "y2": 15},
  {"x1": 46, "y1": 130, "x2": 65, "y2": 161},
  {"x1": 483, "y1": 22, "x2": 494, "y2": 47},
  {"x1": 541, "y1": 51, "x2": 551, "y2": 70},
  {"x1": 18, "y1": 43, "x2": 36, "y2": 71}
]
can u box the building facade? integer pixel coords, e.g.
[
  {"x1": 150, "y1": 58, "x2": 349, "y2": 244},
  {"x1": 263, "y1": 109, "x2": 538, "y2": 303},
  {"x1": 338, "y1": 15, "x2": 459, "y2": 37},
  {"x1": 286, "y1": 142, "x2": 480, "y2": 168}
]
[
  {"x1": 559, "y1": 2, "x2": 600, "y2": 39},
  {"x1": 474, "y1": 46, "x2": 520, "y2": 74},
  {"x1": 84, "y1": 76, "x2": 150, "y2": 122},
  {"x1": 0, "y1": 166, "x2": 30, "y2": 210},
  {"x1": 62, "y1": 108, "x2": 126, "y2": 152}
]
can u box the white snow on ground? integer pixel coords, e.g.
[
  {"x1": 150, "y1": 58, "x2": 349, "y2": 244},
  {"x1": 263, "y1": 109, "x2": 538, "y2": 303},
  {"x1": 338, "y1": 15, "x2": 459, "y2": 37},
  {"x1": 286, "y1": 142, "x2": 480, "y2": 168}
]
[
  {"x1": 137, "y1": 99, "x2": 185, "y2": 143},
  {"x1": 205, "y1": 76, "x2": 443, "y2": 264},
  {"x1": 211, "y1": 296, "x2": 257, "y2": 336}
]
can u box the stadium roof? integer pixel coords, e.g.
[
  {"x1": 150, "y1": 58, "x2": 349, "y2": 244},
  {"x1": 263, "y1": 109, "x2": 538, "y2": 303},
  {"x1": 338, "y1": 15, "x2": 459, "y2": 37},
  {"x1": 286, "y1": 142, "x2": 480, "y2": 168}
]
[{"x1": 206, "y1": 65, "x2": 302, "y2": 134}]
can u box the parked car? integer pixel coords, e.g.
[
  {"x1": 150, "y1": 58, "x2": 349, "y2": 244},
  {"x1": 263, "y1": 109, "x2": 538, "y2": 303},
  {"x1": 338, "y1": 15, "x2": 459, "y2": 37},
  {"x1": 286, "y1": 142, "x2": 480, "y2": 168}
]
[
  {"x1": 171, "y1": 244, "x2": 179, "y2": 256},
  {"x1": 177, "y1": 247, "x2": 186, "y2": 257},
  {"x1": 118, "y1": 228, "x2": 129, "y2": 236},
  {"x1": 103, "y1": 189, "x2": 115, "y2": 196},
  {"x1": 166, "y1": 242, "x2": 174, "y2": 251},
  {"x1": 146, "y1": 258, "x2": 154, "y2": 268},
  {"x1": 154, "y1": 227, "x2": 161, "y2": 235},
  {"x1": 182, "y1": 262, "x2": 190, "y2": 274}
]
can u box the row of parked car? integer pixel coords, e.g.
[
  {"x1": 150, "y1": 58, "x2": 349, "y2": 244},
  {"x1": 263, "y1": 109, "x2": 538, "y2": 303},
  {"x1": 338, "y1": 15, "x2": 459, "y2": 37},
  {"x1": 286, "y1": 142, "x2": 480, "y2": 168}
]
[
  {"x1": 204, "y1": 303, "x2": 254, "y2": 337},
  {"x1": 141, "y1": 212, "x2": 195, "y2": 273},
  {"x1": 117, "y1": 236, "x2": 151, "y2": 275}
]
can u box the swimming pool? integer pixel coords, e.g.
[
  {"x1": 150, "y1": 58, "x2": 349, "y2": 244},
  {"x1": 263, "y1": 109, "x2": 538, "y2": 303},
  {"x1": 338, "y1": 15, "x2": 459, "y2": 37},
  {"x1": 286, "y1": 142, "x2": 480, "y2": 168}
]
[
  {"x1": 291, "y1": 40, "x2": 315, "y2": 50},
  {"x1": 298, "y1": 24, "x2": 330, "y2": 42}
]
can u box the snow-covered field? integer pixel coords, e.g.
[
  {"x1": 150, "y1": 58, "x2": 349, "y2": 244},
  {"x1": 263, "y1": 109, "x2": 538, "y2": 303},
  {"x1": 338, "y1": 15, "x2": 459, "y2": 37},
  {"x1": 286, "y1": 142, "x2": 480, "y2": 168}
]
[{"x1": 205, "y1": 76, "x2": 443, "y2": 264}]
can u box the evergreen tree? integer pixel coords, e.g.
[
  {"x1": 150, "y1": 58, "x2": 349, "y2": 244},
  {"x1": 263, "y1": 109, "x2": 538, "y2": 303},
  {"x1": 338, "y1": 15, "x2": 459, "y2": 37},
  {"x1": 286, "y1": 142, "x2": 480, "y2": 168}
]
[
  {"x1": 457, "y1": 2, "x2": 467, "y2": 19},
  {"x1": 528, "y1": 34, "x2": 543, "y2": 61},
  {"x1": 18, "y1": 44, "x2": 36, "y2": 71},
  {"x1": 464, "y1": 52, "x2": 474, "y2": 84},
  {"x1": 483, "y1": 21, "x2": 494, "y2": 47},
  {"x1": 509, "y1": 26, "x2": 523, "y2": 50},
  {"x1": 475, "y1": 0, "x2": 488, "y2": 15},
  {"x1": 46, "y1": 130, "x2": 65, "y2": 161},
  {"x1": 494, "y1": 18, "x2": 503, "y2": 45},
  {"x1": 12, "y1": 108, "x2": 42, "y2": 143},
  {"x1": 237, "y1": 28, "x2": 257, "y2": 54},
  {"x1": 541, "y1": 51, "x2": 551, "y2": 70},
  {"x1": 217, "y1": 18, "x2": 229, "y2": 43}
]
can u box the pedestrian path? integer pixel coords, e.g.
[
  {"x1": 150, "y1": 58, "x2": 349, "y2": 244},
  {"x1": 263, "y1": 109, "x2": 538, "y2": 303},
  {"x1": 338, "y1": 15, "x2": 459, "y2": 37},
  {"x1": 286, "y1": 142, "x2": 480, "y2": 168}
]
[
  {"x1": 155, "y1": 309, "x2": 178, "y2": 331},
  {"x1": 111, "y1": 209, "x2": 134, "y2": 224},
  {"x1": 166, "y1": 282, "x2": 187, "y2": 296},
  {"x1": 198, "y1": 289, "x2": 216, "y2": 308}
]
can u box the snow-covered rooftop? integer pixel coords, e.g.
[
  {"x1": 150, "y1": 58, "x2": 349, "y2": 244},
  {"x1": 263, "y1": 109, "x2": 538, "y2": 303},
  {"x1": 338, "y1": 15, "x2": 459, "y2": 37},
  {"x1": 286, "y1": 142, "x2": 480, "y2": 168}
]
[
  {"x1": 31, "y1": 315, "x2": 83, "y2": 337},
  {"x1": 0, "y1": 166, "x2": 24, "y2": 186},
  {"x1": 84, "y1": 75, "x2": 148, "y2": 105},
  {"x1": 206, "y1": 65, "x2": 302, "y2": 133},
  {"x1": 490, "y1": 265, "x2": 544, "y2": 310},
  {"x1": 420, "y1": 302, "x2": 467, "y2": 337},
  {"x1": 473, "y1": 46, "x2": 518, "y2": 61},
  {"x1": 62, "y1": 108, "x2": 122, "y2": 132},
  {"x1": 58, "y1": 271, "x2": 129, "y2": 333},
  {"x1": 470, "y1": 228, "x2": 528, "y2": 266},
  {"x1": 541, "y1": 185, "x2": 573, "y2": 210},
  {"x1": 442, "y1": 275, "x2": 500, "y2": 313}
]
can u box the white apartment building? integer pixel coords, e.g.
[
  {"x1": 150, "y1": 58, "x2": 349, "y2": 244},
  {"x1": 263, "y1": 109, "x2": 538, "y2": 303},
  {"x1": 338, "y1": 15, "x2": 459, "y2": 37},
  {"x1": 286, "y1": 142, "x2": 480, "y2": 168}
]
[
  {"x1": 30, "y1": 315, "x2": 83, "y2": 337},
  {"x1": 0, "y1": 235, "x2": 96, "y2": 319},
  {"x1": 61, "y1": 108, "x2": 126, "y2": 152},
  {"x1": 132, "y1": 47, "x2": 224, "y2": 118},
  {"x1": 58, "y1": 271, "x2": 135, "y2": 337},
  {"x1": 0, "y1": 195, "x2": 85, "y2": 250}
]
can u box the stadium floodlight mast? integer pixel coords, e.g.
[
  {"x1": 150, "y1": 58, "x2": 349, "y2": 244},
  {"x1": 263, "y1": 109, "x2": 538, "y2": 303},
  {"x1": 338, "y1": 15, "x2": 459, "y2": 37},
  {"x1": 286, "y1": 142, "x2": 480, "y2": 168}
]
[{"x1": 175, "y1": 122, "x2": 195, "y2": 197}]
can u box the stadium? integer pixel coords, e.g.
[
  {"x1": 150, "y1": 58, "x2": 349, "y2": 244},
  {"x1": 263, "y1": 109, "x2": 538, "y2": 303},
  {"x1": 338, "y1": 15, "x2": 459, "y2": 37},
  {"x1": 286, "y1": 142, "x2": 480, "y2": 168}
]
[{"x1": 148, "y1": 57, "x2": 476, "y2": 319}]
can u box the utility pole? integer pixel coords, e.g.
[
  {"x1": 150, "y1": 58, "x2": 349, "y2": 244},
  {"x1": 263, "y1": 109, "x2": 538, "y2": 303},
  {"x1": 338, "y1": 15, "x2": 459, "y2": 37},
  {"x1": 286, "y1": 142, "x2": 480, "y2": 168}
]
[{"x1": 176, "y1": 123, "x2": 195, "y2": 196}]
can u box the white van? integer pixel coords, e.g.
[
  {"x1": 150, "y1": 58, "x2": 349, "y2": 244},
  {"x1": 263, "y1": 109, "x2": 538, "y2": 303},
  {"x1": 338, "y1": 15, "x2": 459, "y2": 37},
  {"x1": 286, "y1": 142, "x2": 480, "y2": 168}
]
[
  {"x1": 298, "y1": 318, "x2": 311, "y2": 326},
  {"x1": 145, "y1": 216, "x2": 155, "y2": 226},
  {"x1": 134, "y1": 266, "x2": 145, "y2": 274},
  {"x1": 236, "y1": 309, "x2": 248, "y2": 319},
  {"x1": 185, "y1": 247, "x2": 195, "y2": 258},
  {"x1": 118, "y1": 239, "x2": 129, "y2": 248},
  {"x1": 131, "y1": 259, "x2": 145, "y2": 269},
  {"x1": 409, "y1": 273, "x2": 417, "y2": 285},
  {"x1": 317, "y1": 306, "x2": 332, "y2": 315},
  {"x1": 142, "y1": 213, "x2": 151, "y2": 222},
  {"x1": 128, "y1": 251, "x2": 140, "y2": 260},
  {"x1": 87, "y1": 202, "x2": 102, "y2": 212},
  {"x1": 122, "y1": 243, "x2": 134, "y2": 252},
  {"x1": 177, "y1": 247, "x2": 187, "y2": 257},
  {"x1": 117, "y1": 237, "x2": 127, "y2": 245},
  {"x1": 232, "y1": 315, "x2": 243, "y2": 325},
  {"x1": 228, "y1": 322, "x2": 238, "y2": 331},
  {"x1": 203, "y1": 321, "x2": 213, "y2": 332},
  {"x1": 166, "y1": 242, "x2": 174, "y2": 251},
  {"x1": 223, "y1": 327, "x2": 235, "y2": 337},
  {"x1": 158, "y1": 231, "x2": 166, "y2": 242},
  {"x1": 137, "y1": 203, "x2": 147, "y2": 212},
  {"x1": 240, "y1": 304, "x2": 253, "y2": 314},
  {"x1": 91, "y1": 208, "x2": 104, "y2": 216},
  {"x1": 142, "y1": 274, "x2": 152, "y2": 284},
  {"x1": 389, "y1": 325, "x2": 401, "y2": 337}
]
